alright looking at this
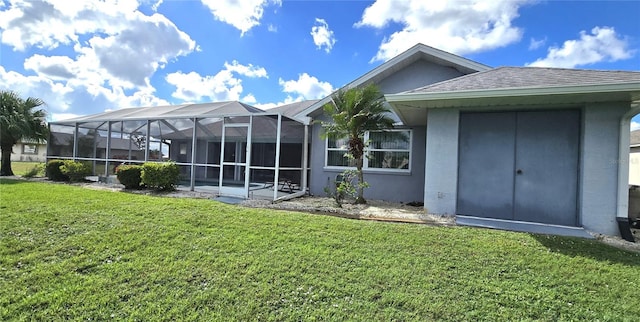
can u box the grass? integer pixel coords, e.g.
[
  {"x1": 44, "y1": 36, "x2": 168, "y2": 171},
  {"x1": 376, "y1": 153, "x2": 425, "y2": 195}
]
[
  {"x1": 6, "y1": 161, "x2": 44, "y2": 176},
  {"x1": 1, "y1": 179, "x2": 639, "y2": 321}
]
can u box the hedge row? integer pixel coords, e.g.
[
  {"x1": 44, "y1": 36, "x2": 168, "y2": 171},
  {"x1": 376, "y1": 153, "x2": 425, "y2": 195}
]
[
  {"x1": 116, "y1": 162, "x2": 180, "y2": 191},
  {"x1": 46, "y1": 160, "x2": 90, "y2": 182},
  {"x1": 46, "y1": 160, "x2": 180, "y2": 191}
]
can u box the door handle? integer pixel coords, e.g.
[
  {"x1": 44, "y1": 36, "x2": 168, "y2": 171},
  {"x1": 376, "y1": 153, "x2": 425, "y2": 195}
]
[{"x1": 516, "y1": 169, "x2": 523, "y2": 175}]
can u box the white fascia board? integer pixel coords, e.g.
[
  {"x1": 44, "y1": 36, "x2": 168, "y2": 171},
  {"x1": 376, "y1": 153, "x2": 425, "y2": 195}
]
[{"x1": 386, "y1": 82, "x2": 640, "y2": 103}]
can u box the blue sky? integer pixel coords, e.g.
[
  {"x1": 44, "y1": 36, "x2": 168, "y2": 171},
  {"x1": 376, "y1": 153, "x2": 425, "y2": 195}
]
[{"x1": 1, "y1": 0, "x2": 639, "y2": 124}]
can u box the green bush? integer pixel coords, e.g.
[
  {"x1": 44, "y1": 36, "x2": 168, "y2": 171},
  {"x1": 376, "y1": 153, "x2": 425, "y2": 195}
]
[
  {"x1": 60, "y1": 160, "x2": 91, "y2": 182},
  {"x1": 22, "y1": 164, "x2": 44, "y2": 178},
  {"x1": 46, "y1": 160, "x2": 69, "y2": 182},
  {"x1": 116, "y1": 165, "x2": 143, "y2": 189},
  {"x1": 141, "y1": 162, "x2": 180, "y2": 191}
]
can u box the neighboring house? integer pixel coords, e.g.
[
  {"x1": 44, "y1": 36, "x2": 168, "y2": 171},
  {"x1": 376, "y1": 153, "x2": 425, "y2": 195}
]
[
  {"x1": 630, "y1": 130, "x2": 640, "y2": 186},
  {"x1": 10, "y1": 139, "x2": 47, "y2": 162},
  {"x1": 47, "y1": 43, "x2": 640, "y2": 239}
]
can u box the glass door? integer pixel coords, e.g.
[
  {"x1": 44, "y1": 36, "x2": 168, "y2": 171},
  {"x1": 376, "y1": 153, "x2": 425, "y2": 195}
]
[{"x1": 219, "y1": 123, "x2": 251, "y2": 197}]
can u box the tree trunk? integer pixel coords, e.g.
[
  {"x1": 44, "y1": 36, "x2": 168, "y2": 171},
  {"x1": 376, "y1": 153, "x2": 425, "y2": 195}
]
[
  {"x1": 355, "y1": 157, "x2": 366, "y2": 204},
  {"x1": 0, "y1": 143, "x2": 14, "y2": 176}
]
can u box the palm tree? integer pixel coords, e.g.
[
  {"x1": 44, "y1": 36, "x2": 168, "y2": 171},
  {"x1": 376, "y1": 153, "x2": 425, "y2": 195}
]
[
  {"x1": 320, "y1": 84, "x2": 395, "y2": 204},
  {"x1": 0, "y1": 90, "x2": 48, "y2": 176}
]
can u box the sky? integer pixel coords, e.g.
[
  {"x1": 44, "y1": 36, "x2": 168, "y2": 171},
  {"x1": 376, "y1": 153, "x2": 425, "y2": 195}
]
[{"x1": 1, "y1": 0, "x2": 639, "y2": 125}]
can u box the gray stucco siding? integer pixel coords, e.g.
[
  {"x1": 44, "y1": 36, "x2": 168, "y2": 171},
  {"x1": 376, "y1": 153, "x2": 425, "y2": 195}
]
[
  {"x1": 307, "y1": 58, "x2": 468, "y2": 203},
  {"x1": 376, "y1": 60, "x2": 465, "y2": 94},
  {"x1": 579, "y1": 102, "x2": 629, "y2": 235},
  {"x1": 308, "y1": 122, "x2": 426, "y2": 203},
  {"x1": 421, "y1": 103, "x2": 632, "y2": 236}
]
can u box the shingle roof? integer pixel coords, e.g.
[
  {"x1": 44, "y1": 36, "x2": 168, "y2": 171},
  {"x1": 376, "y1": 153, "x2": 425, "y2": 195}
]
[
  {"x1": 407, "y1": 67, "x2": 640, "y2": 94},
  {"x1": 269, "y1": 100, "x2": 320, "y2": 119}
]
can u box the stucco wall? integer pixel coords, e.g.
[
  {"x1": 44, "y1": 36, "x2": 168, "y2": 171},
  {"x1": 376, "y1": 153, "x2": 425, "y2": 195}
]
[
  {"x1": 308, "y1": 121, "x2": 426, "y2": 203},
  {"x1": 580, "y1": 102, "x2": 628, "y2": 235},
  {"x1": 420, "y1": 103, "x2": 630, "y2": 236},
  {"x1": 307, "y1": 59, "x2": 465, "y2": 203},
  {"x1": 423, "y1": 109, "x2": 460, "y2": 214},
  {"x1": 376, "y1": 60, "x2": 464, "y2": 94}
]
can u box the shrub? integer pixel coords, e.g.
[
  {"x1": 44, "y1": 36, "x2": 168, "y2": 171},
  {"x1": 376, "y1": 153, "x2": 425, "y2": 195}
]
[
  {"x1": 60, "y1": 160, "x2": 91, "y2": 182},
  {"x1": 22, "y1": 163, "x2": 44, "y2": 178},
  {"x1": 46, "y1": 160, "x2": 69, "y2": 182},
  {"x1": 116, "y1": 165, "x2": 143, "y2": 189},
  {"x1": 141, "y1": 162, "x2": 180, "y2": 191},
  {"x1": 323, "y1": 169, "x2": 363, "y2": 208}
]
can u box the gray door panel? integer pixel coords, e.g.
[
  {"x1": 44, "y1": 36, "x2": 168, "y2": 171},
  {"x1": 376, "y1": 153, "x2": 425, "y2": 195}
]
[
  {"x1": 513, "y1": 111, "x2": 579, "y2": 226},
  {"x1": 457, "y1": 112, "x2": 516, "y2": 219},
  {"x1": 457, "y1": 110, "x2": 580, "y2": 226}
]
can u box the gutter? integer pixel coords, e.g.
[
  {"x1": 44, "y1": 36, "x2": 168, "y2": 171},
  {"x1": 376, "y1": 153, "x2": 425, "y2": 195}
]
[{"x1": 386, "y1": 82, "x2": 640, "y2": 103}]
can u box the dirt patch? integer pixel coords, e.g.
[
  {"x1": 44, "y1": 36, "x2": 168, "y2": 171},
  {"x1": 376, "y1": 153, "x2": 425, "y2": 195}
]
[{"x1": 241, "y1": 196, "x2": 455, "y2": 226}]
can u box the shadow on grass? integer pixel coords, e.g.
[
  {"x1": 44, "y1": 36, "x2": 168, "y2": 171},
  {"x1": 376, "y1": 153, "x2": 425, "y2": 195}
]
[
  {"x1": 531, "y1": 233, "x2": 640, "y2": 266},
  {"x1": 0, "y1": 178, "x2": 26, "y2": 185}
]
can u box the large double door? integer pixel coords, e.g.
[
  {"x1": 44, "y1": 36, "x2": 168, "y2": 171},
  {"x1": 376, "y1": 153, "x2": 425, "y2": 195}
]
[{"x1": 457, "y1": 110, "x2": 580, "y2": 226}]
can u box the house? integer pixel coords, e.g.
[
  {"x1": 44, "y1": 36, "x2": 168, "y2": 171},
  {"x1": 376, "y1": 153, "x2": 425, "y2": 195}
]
[
  {"x1": 295, "y1": 44, "x2": 640, "y2": 238},
  {"x1": 10, "y1": 139, "x2": 47, "y2": 162},
  {"x1": 47, "y1": 43, "x2": 640, "y2": 238}
]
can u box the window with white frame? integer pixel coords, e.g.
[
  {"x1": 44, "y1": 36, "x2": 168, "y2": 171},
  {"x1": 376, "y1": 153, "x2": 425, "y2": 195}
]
[{"x1": 325, "y1": 130, "x2": 411, "y2": 171}]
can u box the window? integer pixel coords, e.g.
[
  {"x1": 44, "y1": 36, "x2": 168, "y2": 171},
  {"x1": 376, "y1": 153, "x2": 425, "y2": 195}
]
[
  {"x1": 22, "y1": 144, "x2": 38, "y2": 155},
  {"x1": 325, "y1": 130, "x2": 411, "y2": 171},
  {"x1": 326, "y1": 135, "x2": 354, "y2": 167}
]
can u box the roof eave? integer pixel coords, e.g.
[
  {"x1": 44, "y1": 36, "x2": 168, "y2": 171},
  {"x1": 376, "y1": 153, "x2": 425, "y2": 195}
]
[{"x1": 386, "y1": 82, "x2": 640, "y2": 103}]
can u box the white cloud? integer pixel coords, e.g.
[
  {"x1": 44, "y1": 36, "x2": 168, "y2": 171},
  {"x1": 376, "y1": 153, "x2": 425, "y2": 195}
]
[
  {"x1": 200, "y1": 0, "x2": 281, "y2": 36},
  {"x1": 0, "y1": 65, "x2": 169, "y2": 118},
  {"x1": 254, "y1": 73, "x2": 334, "y2": 110},
  {"x1": 253, "y1": 96, "x2": 299, "y2": 110},
  {"x1": 356, "y1": 0, "x2": 533, "y2": 62},
  {"x1": 151, "y1": 0, "x2": 163, "y2": 11},
  {"x1": 0, "y1": 0, "x2": 139, "y2": 51},
  {"x1": 278, "y1": 73, "x2": 334, "y2": 100},
  {"x1": 267, "y1": 24, "x2": 278, "y2": 32},
  {"x1": 165, "y1": 61, "x2": 268, "y2": 102},
  {"x1": 224, "y1": 60, "x2": 268, "y2": 78},
  {"x1": 632, "y1": 121, "x2": 640, "y2": 131},
  {"x1": 1, "y1": 0, "x2": 196, "y2": 89},
  {"x1": 310, "y1": 18, "x2": 336, "y2": 53},
  {"x1": 526, "y1": 27, "x2": 634, "y2": 68},
  {"x1": 528, "y1": 37, "x2": 546, "y2": 50},
  {"x1": 0, "y1": 0, "x2": 190, "y2": 117},
  {"x1": 241, "y1": 93, "x2": 257, "y2": 104}
]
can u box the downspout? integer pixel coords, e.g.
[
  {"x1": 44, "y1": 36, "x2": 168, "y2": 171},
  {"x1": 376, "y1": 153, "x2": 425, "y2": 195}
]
[{"x1": 616, "y1": 103, "x2": 640, "y2": 241}]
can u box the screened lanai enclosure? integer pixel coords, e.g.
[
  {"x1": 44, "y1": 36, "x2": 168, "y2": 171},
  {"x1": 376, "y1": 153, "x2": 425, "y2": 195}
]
[{"x1": 47, "y1": 102, "x2": 310, "y2": 201}]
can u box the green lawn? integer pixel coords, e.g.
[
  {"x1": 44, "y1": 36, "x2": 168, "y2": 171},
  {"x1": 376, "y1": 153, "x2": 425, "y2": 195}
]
[
  {"x1": 1, "y1": 179, "x2": 639, "y2": 321},
  {"x1": 6, "y1": 161, "x2": 44, "y2": 176}
]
